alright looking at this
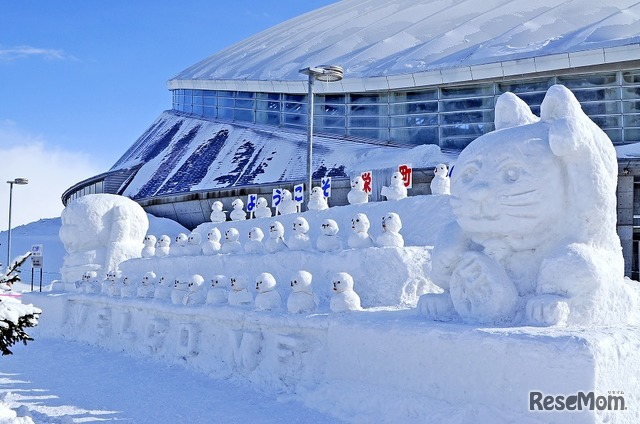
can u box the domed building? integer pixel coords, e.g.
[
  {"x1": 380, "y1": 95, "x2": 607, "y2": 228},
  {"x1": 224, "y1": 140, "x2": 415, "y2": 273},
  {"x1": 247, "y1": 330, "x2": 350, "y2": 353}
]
[{"x1": 63, "y1": 0, "x2": 640, "y2": 276}]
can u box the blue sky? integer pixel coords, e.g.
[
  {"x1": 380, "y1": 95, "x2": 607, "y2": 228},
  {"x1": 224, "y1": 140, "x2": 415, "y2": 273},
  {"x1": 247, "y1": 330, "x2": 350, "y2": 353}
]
[{"x1": 0, "y1": 1, "x2": 337, "y2": 226}]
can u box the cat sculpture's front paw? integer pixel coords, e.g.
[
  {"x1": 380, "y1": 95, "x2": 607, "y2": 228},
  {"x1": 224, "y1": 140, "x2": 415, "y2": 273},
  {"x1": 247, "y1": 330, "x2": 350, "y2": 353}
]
[
  {"x1": 417, "y1": 293, "x2": 456, "y2": 321},
  {"x1": 449, "y1": 252, "x2": 518, "y2": 324},
  {"x1": 525, "y1": 295, "x2": 570, "y2": 326}
]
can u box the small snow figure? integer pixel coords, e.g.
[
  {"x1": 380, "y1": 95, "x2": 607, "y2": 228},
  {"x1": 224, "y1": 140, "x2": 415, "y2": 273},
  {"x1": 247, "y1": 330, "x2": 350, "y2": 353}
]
[
  {"x1": 171, "y1": 276, "x2": 188, "y2": 305},
  {"x1": 430, "y1": 163, "x2": 450, "y2": 195},
  {"x1": 154, "y1": 275, "x2": 173, "y2": 300},
  {"x1": 221, "y1": 228, "x2": 243, "y2": 254},
  {"x1": 278, "y1": 189, "x2": 298, "y2": 215},
  {"x1": 376, "y1": 212, "x2": 404, "y2": 248},
  {"x1": 108, "y1": 273, "x2": 122, "y2": 297},
  {"x1": 348, "y1": 213, "x2": 374, "y2": 249},
  {"x1": 155, "y1": 235, "x2": 171, "y2": 258},
  {"x1": 316, "y1": 219, "x2": 342, "y2": 252},
  {"x1": 206, "y1": 274, "x2": 229, "y2": 305},
  {"x1": 141, "y1": 235, "x2": 156, "y2": 258},
  {"x1": 120, "y1": 276, "x2": 137, "y2": 299},
  {"x1": 307, "y1": 186, "x2": 328, "y2": 211},
  {"x1": 287, "y1": 270, "x2": 318, "y2": 314},
  {"x1": 287, "y1": 217, "x2": 311, "y2": 251},
  {"x1": 380, "y1": 171, "x2": 408, "y2": 201},
  {"x1": 201, "y1": 228, "x2": 222, "y2": 255},
  {"x1": 186, "y1": 232, "x2": 202, "y2": 256},
  {"x1": 183, "y1": 274, "x2": 206, "y2": 305},
  {"x1": 254, "y1": 197, "x2": 272, "y2": 218},
  {"x1": 137, "y1": 271, "x2": 157, "y2": 298},
  {"x1": 347, "y1": 176, "x2": 368, "y2": 205},
  {"x1": 330, "y1": 272, "x2": 362, "y2": 312},
  {"x1": 265, "y1": 221, "x2": 287, "y2": 253},
  {"x1": 210, "y1": 201, "x2": 227, "y2": 223},
  {"x1": 101, "y1": 270, "x2": 118, "y2": 295},
  {"x1": 244, "y1": 227, "x2": 266, "y2": 254},
  {"x1": 171, "y1": 233, "x2": 189, "y2": 257},
  {"x1": 79, "y1": 271, "x2": 99, "y2": 294},
  {"x1": 230, "y1": 198, "x2": 246, "y2": 221},
  {"x1": 228, "y1": 275, "x2": 254, "y2": 306},
  {"x1": 254, "y1": 272, "x2": 282, "y2": 311}
]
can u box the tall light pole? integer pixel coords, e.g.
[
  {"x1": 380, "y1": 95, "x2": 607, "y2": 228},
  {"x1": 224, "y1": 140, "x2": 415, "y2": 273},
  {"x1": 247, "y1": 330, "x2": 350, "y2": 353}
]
[
  {"x1": 6, "y1": 178, "x2": 28, "y2": 268},
  {"x1": 298, "y1": 65, "x2": 343, "y2": 202}
]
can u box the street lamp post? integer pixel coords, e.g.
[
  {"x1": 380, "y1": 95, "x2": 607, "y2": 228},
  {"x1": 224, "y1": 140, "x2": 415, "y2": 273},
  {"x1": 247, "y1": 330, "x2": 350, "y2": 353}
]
[
  {"x1": 6, "y1": 178, "x2": 28, "y2": 268},
  {"x1": 298, "y1": 65, "x2": 344, "y2": 203}
]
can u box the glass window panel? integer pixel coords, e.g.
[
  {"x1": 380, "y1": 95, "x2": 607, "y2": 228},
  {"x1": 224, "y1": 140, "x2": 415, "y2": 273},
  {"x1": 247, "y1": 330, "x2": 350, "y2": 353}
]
[
  {"x1": 440, "y1": 137, "x2": 475, "y2": 150},
  {"x1": 235, "y1": 99, "x2": 254, "y2": 109},
  {"x1": 497, "y1": 79, "x2": 552, "y2": 94},
  {"x1": 440, "y1": 97, "x2": 494, "y2": 112},
  {"x1": 319, "y1": 126, "x2": 345, "y2": 136},
  {"x1": 234, "y1": 109, "x2": 254, "y2": 122},
  {"x1": 183, "y1": 89, "x2": 193, "y2": 96},
  {"x1": 580, "y1": 101, "x2": 621, "y2": 115},
  {"x1": 347, "y1": 116, "x2": 389, "y2": 127},
  {"x1": 390, "y1": 101, "x2": 438, "y2": 114},
  {"x1": 348, "y1": 128, "x2": 387, "y2": 139},
  {"x1": 320, "y1": 104, "x2": 345, "y2": 115},
  {"x1": 256, "y1": 111, "x2": 279, "y2": 125},
  {"x1": 623, "y1": 87, "x2": 640, "y2": 100},
  {"x1": 557, "y1": 73, "x2": 618, "y2": 88},
  {"x1": 203, "y1": 107, "x2": 216, "y2": 118},
  {"x1": 181, "y1": 104, "x2": 193, "y2": 114},
  {"x1": 282, "y1": 113, "x2": 306, "y2": 127},
  {"x1": 623, "y1": 100, "x2": 640, "y2": 113},
  {"x1": 624, "y1": 114, "x2": 640, "y2": 127},
  {"x1": 604, "y1": 128, "x2": 622, "y2": 143},
  {"x1": 235, "y1": 91, "x2": 254, "y2": 99},
  {"x1": 218, "y1": 108, "x2": 233, "y2": 120},
  {"x1": 624, "y1": 128, "x2": 640, "y2": 142},
  {"x1": 316, "y1": 116, "x2": 345, "y2": 128},
  {"x1": 391, "y1": 114, "x2": 438, "y2": 127},
  {"x1": 193, "y1": 105, "x2": 203, "y2": 115},
  {"x1": 257, "y1": 100, "x2": 280, "y2": 112},
  {"x1": 441, "y1": 110, "x2": 494, "y2": 125},
  {"x1": 390, "y1": 127, "x2": 438, "y2": 145},
  {"x1": 623, "y1": 70, "x2": 640, "y2": 85},
  {"x1": 349, "y1": 104, "x2": 388, "y2": 115},
  {"x1": 318, "y1": 94, "x2": 345, "y2": 104},
  {"x1": 571, "y1": 88, "x2": 620, "y2": 102},
  {"x1": 257, "y1": 93, "x2": 280, "y2": 100},
  {"x1": 394, "y1": 89, "x2": 438, "y2": 102},
  {"x1": 441, "y1": 84, "x2": 493, "y2": 98},
  {"x1": 510, "y1": 92, "x2": 546, "y2": 107},
  {"x1": 218, "y1": 91, "x2": 234, "y2": 98},
  {"x1": 349, "y1": 93, "x2": 388, "y2": 104},
  {"x1": 203, "y1": 96, "x2": 216, "y2": 106},
  {"x1": 284, "y1": 102, "x2": 306, "y2": 113},
  {"x1": 441, "y1": 123, "x2": 494, "y2": 137},
  {"x1": 590, "y1": 115, "x2": 620, "y2": 128},
  {"x1": 284, "y1": 94, "x2": 305, "y2": 102},
  {"x1": 218, "y1": 97, "x2": 233, "y2": 108}
]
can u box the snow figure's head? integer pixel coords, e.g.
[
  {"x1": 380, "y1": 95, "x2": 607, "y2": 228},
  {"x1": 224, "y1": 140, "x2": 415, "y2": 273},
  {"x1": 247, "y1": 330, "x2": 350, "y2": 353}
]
[
  {"x1": 188, "y1": 232, "x2": 201, "y2": 246},
  {"x1": 351, "y1": 213, "x2": 370, "y2": 234},
  {"x1": 122, "y1": 276, "x2": 132, "y2": 286},
  {"x1": 211, "y1": 201, "x2": 223, "y2": 212},
  {"x1": 282, "y1": 189, "x2": 292, "y2": 201},
  {"x1": 434, "y1": 163, "x2": 449, "y2": 177},
  {"x1": 248, "y1": 227, "x2": 264, "y2": 242},
  {"x1": 157, "y1": 235, "x2": 171, "y2": 248},
  {"x1": 207, "y1": 228, "x2": 221, "y2": 242},
  {"x1": 225, "y1": 228, "x2": 240, "y2": 242},
  {"x1": 144, "y1": 235, "x2": 156, "y2": 247},
  {"x1": 142, "y1": 271, "x2": 157, "y2": 286},
  {"x1": 255, "y1": 272, "x2": 277, "y2": 292},
  {"x1": 256, "y1": 197, "x2": 269, "y2": 208},
  {"x1": 106, "y1": 270, "x2": 119, "y2": 282},
  {"x1": 290, "y1": 270, "x2": 312, "y2": 293},
  {"x1": 188, "y1": 274, "x2": 205, "y2": 292},
  {"x1": 311, "y1": 187, "x2": 324, "y2": 199},
  {"x1": 292, "y1": 217, "x2": 310, "y2": 235},
  {"x1": 390, "y1": 171, "x2": 404, "y2": 187},
  {"x1": 232, "y1": 198, "x2": 244, "y2": 210},
  {"x1": 321, "y1": 219, "x2": 339, "y2": 236},
  {"x1": 211, "y1": 274, "x2": 228, "y2": 289},
  {"x1": 158, "y1": 275, "x2": 172, "y2": 287},
  {"x1": 382, "y1": 212, "x2": 402, "y2": 233},
  {"x1": 332, "y1": 272, "x2": 354, "y2": 293},
  {"x1": 175, "y1": 233, "x2": 188, "y2": 247},
  {"x1": 230, "y1": 275, "x2": 248, "y2": 291},
  {"x1": 82, "y1": 271, "x2": 96, "y2": 282},
  {"x1": 350, "y1": 176, "x2": 364, "y2": 191},
  {"x1": 174, "y1": 276, "x2": 188, "y2": 289},
  {"x1": 269, "y1": 221, "x2": 285, "y2": 239}
]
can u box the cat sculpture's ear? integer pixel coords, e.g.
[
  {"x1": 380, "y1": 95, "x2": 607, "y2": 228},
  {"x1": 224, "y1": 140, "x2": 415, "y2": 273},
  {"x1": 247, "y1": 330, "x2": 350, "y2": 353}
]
[{"x1": 494, "y1": 92, "x2": 539, "y2": 130}]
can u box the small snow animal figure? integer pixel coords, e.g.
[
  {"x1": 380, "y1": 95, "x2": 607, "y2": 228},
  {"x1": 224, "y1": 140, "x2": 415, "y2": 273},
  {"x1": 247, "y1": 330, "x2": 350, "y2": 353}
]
[
  {"x1": 171, "y1": 276, "x2": 189, "y2": 305},
  {"x1": 348, "y1": 213, "x2": 374, "y2": 249},
  {"x1": 155, "y1": 235, "x2": 171, "y2": 258},
  {"x1": 430, "y1": 163, "x2": 450, "y2": 195},
  {"x1": 230, "y1": 198, "x2": 246, "y2": 221},
  {"x1": 287, "y1": 270, "x2": 318, "y2": 314},
  {"x1": 380, "y1": 171, "x2": 408, "y2": 201},
  {"x1": 254, "y1": 197, "x2": 272, "y2": 218},
  {"x1": 287, "y1": 217, "x2": 311, "y2": 251},
  {"x1": 228, "y1": 275, "x2": 254, "y2": 306},
  {"x1": 347, "y1": 176, "x2": 368, "y2": 205},
  {"x1": 244, "y1": 227, "x2": 266, "y2": 254},
  {"x1": 201, "y1": 228, "x2": 222, "y2": 255},
  {"x1": 330, "y1": 272, "x2": 362, "y2": 312},
  {"x1": 221, "y1": 228, "x2": 243, "y2": 254},
  {"x1": 137, "y1": 271, "x2": 157, "y2": 298},
  {"x1": 278, "y1": 189, "x2": 298, "y2": 215},
  {"x1": 307, "y1": 186, "x2": 328, "y2": 211},
  {"x1": 101, "y1": 270, "x2": 118, "y2": 295},
  {"x1": 206, "y1": 274, "x2": 229, "y2": 305},
  {"x1": 254, "y1": 272, "x2": 282, "y2": 311},
  {"x1": 186, "y1": 232, "x2": 202, "y2": 256},
  {"x1": 141, "y1": 235, "x2": 156, "y2": 258},
  {"x1": 210, "y1": 201, "x2": 227, "y2": 223},
  {"x1": 171, "y1": 233, "x2": 189, "y2": 256},
  {"x1": 316, "y1": 219, "x2": 342, "y2": 252},
  {"x1": 376, "y1": 212, "x2": 404, "y2": 248},
  {"x1": 120, "y1": 276, "x2": 138, "y2": 299},
  {"x1": 154, "y1": 275, "x2": 173, "y2": 300},
  {"x1": 183, "y1": 274, "x2": 206, "y2": 305},
  {"x1": 265, "y1": 221, "x2": 287, "y2": 253}
]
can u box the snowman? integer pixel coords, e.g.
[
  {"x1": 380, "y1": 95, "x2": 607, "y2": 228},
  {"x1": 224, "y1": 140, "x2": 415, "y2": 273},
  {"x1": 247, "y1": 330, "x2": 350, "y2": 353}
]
[
  {"x1": 210, "y1": 201, "x2": 227, "y2": 223},
  {"x1": 153, "y1": 274, "x2": 173, "y2": 301},
  {"x1": 141, "y1": 235, "x2": 156, "y2": 258},
  {"x1": 206, "y1": 274, "x2": 229, "y2": 305},
  {"x1": 254, "y1": 197, "x2": 272, "y2": 218},
  {"x1": 80, "y1": 271, "x2": 100, "y2": 294},
  {"x1": 430, "y1": 163, "x2": 450, "y2": 195},
  {"x1": 107, "y1": 272, "x2": 122, "y2": 297},
  {"x1": 376, "y1": 212, "x2": 404, "y2": 248},
  {"x1": 186, "y1": 232, "x2": 202, "y2": 256},
  {"x1": 171, "y1": 233, "x2": 189, "y2": 256},
  {"x1": 201, "y1": 228, "x2": 222, "y2": 255},
  {"x1": 221, "y1": 228, "x2": 243, "y2": 254},
  {"x1": 330, "y1": 272, "x2": 362, "y2": 312},
  {"x1": 171, "y1": 276, "x2": 189, "y2": 305},
  {"x1": 287, "y1": 217, "x2": 311, "y2": 251},
  {"x1": 265, "y1": 221, "x2": 287, "y2": 253},
  {"x1": 316, "y1": 219, "x2": 342, "y2": 252},
  {"x1": 307, "y1": 186, "x2": 328, "y2": 211},
  {"x1": 101, "y1": 270, "x2": 118, "y2": 295},
  {"x1": 230, "y1": 198, "x2": 246, "y2": 221},
  {"x1": 244, "y1": 227, "x2": 266, "y2": 254},
  {"x1": 137, "y1": 271, "x2": 157, "y2": 298},
  {"x1": 254, "y1": 272, "x2": 282, "y2": 311},
  {"x1": 183, "y1": 274, "x2": 207, "y2": 305},
  {"x1": 287, "y1": 270, "x2": 318, "y2": 314},
  {"x1": 380, "y1": 171, "x2": 408, "y2": 201},
  {"x1": 228, "y1": 275, "x2": 254, "y2": 306},
  {"x1": 155, "y1": 235, "x2": 171, "y2": 258},
  {"x1": 120, "y1": 275, "x2": 138, "y2": 299},
  {"x1": 278, "y1": 189, "x2": 298, "y2": 215},
  {"x1": 347, "y1": 176, "x2": 368, "y2": 205},
  {"x1": 348, "y1": 213, "x2": 374, "y2": 249}
]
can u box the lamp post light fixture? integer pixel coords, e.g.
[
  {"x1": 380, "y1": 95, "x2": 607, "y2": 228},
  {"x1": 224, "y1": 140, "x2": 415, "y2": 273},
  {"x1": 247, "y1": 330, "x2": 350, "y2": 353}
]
[
  {"x1": 6, "y1": 178, "x2": 28, "y2": 269},
  {"x1": 298, "y1": 65, "x2": 344, "y2": 202}
]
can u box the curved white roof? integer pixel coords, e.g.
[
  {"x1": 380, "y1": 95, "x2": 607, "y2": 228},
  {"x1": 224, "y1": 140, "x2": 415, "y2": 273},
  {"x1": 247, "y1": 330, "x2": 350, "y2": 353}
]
[{"x1": 170, "y1": 0, "x2": 640, "y2": 92}]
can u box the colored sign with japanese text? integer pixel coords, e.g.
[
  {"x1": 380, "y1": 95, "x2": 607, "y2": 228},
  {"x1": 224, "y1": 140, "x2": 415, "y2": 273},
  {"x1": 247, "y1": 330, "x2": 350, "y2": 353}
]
[
  {"x1": 360, "y1": 171, "x2": 372, "y2": 194},
  {"x1": 272, "y1": 189, "x2": 283, "y2": 208},
  {"x1": 246, "y1": 194, "x2": 257, "y2": 214},
  {"x1": 398, "y1": 164, "x2": 413, "y2": 188},
  {"x1": 293, "y1": 184, "x2": 304, "y2": 203},
  {"x1": 321, "y1": 176, "x2": 332, "y2": 198}
]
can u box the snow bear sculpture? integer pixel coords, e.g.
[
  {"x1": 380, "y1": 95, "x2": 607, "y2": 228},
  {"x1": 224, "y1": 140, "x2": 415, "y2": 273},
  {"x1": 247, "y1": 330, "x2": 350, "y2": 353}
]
[
  {"x1": 418, "y1": 85, "x2": 639, "y2": 326},
  {"x1": 430, "y1": 163, "x2": 450, "y2": 196},
  {"x1": 59, "y1": 194, "x2": 148, "y2": 283}
]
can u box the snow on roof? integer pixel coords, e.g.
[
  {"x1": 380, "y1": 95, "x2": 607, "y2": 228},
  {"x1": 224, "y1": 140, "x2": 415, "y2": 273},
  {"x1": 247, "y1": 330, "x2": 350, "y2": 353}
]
[{"x1": 171, "y1": 0, "x2": 640, "y2": 85}]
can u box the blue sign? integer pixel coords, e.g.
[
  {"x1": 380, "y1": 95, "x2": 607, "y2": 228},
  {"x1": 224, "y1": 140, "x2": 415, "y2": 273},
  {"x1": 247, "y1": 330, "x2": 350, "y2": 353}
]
[
  {"x1": 272, "y1": 188, "x2": 283, "y2": 208},
  {"x1": 293, "y1": 184, "x2": 304, "y2": 203},
  {"x1": 246, "y1": 194, "x2": 257, "y2": 213},
  {"x1": 321, "y1": 176, "x2": 332, "y2": 198}
]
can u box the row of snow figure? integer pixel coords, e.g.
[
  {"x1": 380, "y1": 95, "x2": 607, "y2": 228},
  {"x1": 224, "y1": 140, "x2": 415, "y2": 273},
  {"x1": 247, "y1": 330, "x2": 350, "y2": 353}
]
[
  {"x1": 76, "y1": 269, "x2": 362, "y2": 313},
  {"x1": 142, "y1": 212, "x2": 405, "y2": 258}
]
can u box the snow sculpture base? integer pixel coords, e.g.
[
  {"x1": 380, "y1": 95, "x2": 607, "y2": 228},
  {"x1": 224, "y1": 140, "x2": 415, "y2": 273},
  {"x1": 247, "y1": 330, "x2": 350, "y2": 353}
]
[{"x1": 25, "y1": 292, "x2": 640, "y2": 424}]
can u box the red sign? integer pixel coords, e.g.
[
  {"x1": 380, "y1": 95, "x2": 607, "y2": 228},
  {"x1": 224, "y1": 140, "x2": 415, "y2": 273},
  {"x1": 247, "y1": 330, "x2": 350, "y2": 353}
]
[
  {"x1": 360, "y1": 171, "x2": 372, "y2": 193},
  {"x1": 398, "y1": 164, "x2": 413, "y2": 188}
]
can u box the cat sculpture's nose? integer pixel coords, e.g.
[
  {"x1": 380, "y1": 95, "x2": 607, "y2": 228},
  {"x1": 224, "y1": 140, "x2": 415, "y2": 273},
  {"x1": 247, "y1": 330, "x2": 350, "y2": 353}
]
[{"x1": 468, "y1": 182, "x2": 490, "y2": 202}]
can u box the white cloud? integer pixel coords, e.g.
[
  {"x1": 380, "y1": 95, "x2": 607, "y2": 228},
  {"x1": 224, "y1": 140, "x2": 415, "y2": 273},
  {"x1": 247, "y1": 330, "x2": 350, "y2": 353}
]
[{"x1": 0, "y1": 45, "x2": 76, "y2": 62}]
